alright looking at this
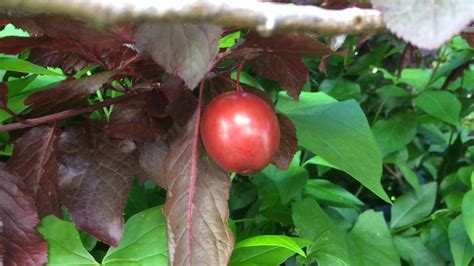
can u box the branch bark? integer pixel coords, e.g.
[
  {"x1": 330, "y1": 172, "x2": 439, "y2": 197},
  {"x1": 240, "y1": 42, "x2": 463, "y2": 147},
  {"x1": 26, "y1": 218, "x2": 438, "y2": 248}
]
[{"x1": 0, "y1": 0, "x2": 385, "y2": 35}]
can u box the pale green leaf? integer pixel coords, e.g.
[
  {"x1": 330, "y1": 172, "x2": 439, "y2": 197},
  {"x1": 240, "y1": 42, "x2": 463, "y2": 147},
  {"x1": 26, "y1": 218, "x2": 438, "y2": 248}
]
[
  {"x1": 230, "y1": 236, "x2": 310, "y2": 266},
  {"x1": 102, "y1": 206, "x2": 168, "y2": 265},
  {"x1": 37, "y1": 216, "x2": 99, "y2": 266}
]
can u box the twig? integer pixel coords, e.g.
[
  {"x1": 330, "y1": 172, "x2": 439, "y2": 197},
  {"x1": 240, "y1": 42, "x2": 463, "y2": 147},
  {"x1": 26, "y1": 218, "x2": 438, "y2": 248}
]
[
  {"x1": 0, "y1": 0, "x2": 385, "y2": 34},
  {"x1": 235, "y1": 61, "x2": 244, "y2": 92},
  {"x1": 0, "y1": 94, "x2": 134, "y2": 132}
]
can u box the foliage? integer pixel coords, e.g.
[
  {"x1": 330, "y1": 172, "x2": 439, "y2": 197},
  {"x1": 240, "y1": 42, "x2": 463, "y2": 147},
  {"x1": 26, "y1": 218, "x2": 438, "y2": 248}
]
[{"x1": 0, "y1": 1, "x2": 473, "y2": 265}]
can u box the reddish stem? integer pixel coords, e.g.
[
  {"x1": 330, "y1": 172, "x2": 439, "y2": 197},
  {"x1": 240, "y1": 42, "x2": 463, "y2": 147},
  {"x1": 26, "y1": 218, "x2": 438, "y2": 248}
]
[
  {"x1": 1, "y1": 107, "x2": 29, "y2": 124},
  {"x1": 236, "y1": 61, "x2": 244, "y2": 92},
  {"x1": 0, "y1": 94, "x2": 134, "y2": 132}
]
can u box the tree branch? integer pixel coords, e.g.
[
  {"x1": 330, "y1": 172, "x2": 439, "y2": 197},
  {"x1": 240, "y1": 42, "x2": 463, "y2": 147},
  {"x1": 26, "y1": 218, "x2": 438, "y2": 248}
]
[
  {"x1": 0, "y1": 94, "x2": 134, "y2": 132},
  {"x1": 0, "y1": 0, "x2": 385, "y2": 34}
]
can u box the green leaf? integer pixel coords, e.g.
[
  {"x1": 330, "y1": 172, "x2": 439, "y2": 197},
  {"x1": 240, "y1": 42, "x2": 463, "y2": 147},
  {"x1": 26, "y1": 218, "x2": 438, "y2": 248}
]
[
  {"x1": 347, "y1": 42, "x2": 390, "y2": 74},
  {"x1": 219, "y1": 31, "x2": 241, "y2": 48},
  {"x1": 449, "y1": 215, "x2": 474, "y2": 266},
  {"x1": 347, "y1": 210, "x2": 400, "y2": 266},
  {"x1": 303, "y1": 155, "x2": 338, "y2": 169},
  {"x1": 399, "y1": 68, "x2": 432, "y2": 91},
  {"x1": 0, "y1": 75, "x2": 65, "y2": 122},
  {"x1": 262, "y1": 164, "x2": 308, "y2": 204},
  {"x1": 372, "y1": 114, "x2": 418, "y2": 156},
  {"x1": 376, "y1": 85, "x2": 411, "y2": 98},
  {"x1": 231, "y1": 71, "x2": 263, "y2": 90},
  {"x1": 276, "y1": 91, "x2": 336, "y2": 113},
  {"x1": 304, "y1": 179, "x2": 364, "y2": 208},
  {"x1": 102, "y1": 206, "x2": 168, "y2": 265},
  {"x1": 413, "y1": 91, "x2": 461, "y2": 126},
  {"x1": 319, "y1": 78, "x2": 361, "y2": 101},
  {"x1": 393, "y1": 236, "x2": 445, "y2": 266},
  {"x1": 292, "y1": 198, "x2": 350, "y2": 265},
  {"x1": 229, "y1": 235, "x2": 311, "y2": 266},
  {"x1": 0, "y1": 57, "x2": 63, "y2": 76},
  {"x1": 420, "y1": 217, "x2": 452, "y2": 261},
  {"x1": 462, "y1": 190, "x2": 474, "y2": 244},
  {"x1": 397, "y1": 162, "x2": 421, "y2": 191},
  {"x1": 434, "y1": 50, "x2": 474, "y2": 81},
  {"x1": 390, "y1": 182, "x2": 437, "y2": 229},
  {"x1": 277, "y1": 94, "x2": 389, "y2": 203},
  {"x1": 0, "y1": 23, "x2": 29, "y2": 38},
  {"x1": 37, "y1": 216, "x2": 99, "y2": 266}
]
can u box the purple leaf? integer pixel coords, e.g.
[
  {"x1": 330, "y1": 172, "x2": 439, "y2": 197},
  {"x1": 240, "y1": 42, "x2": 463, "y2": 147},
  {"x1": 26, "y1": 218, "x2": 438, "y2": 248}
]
[
  {"x1": 134, "y1": 22, "x2": 222, "y2": 89},
  {"x1": 7, "y1": 126, "x2": 61, "y2": 218},
  {"x1": 164, "y1": 112, "x2": 234, "y2": 265},
  {"x1": 10, "y1": 16, "x2": 131, "y2": 49},
  {"x1": 58, "y1": 121, "x2": 140, "y2": 246},
  {"x1": 25, "y1": 71, "x2": 115, "y2": 116},
  {"x1": 106, "y1": 93, "x2": 173, "y2": 142},
  {"x1": 139, "y1": 140, "x2": 169, "y2": 189},
  {"x1": 231, "y1": 32, "x2": 332, "y2": 60},
  {"x1": 0, "y1": 165, "x2": 48, "y2": 265},
  {"x1": 272, "y1": 114, "x2": 298, "y2": 170},
  {"x1": 251, "y1": 54, "x2": 309, "y2": 100},
  {"x1": 147, "y1": 76, "x2": 198, "y2": 126},
  {"x1": 28, "y1": 48, "x2": 90, "y2": 74}
]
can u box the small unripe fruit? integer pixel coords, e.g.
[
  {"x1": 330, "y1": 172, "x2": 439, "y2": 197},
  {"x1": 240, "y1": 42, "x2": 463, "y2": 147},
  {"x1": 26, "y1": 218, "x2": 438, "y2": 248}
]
[{"x1": 200, "y1": 91, "x2": 280, "y2": 175}]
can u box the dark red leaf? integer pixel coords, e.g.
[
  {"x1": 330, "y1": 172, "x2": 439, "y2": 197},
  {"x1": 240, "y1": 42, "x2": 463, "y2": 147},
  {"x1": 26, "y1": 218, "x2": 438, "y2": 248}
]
[
  {"x1": 231, "y1": 32, "x2": 331, "y2": 60},
  {"x1": 102, "y1": 46, "x2": 139, "y2": 70},
  {"x1": 150, "y1": 76, "x2": 198, "y2": 126},
  {"x1": 318, "y1": 54, "x2": 330, "y2": 76},
  {"x1": 0, "y1": 83, "x2": 7, "y2": 107},
  {"x1": 24, "y1": 71, "x2": 115, "y2": 116},
  {"x1": 442, "y1": 60, "x2": 473, "y2": 89},
  {"x1": 58, "y1": 121, "x2": 140, "y2": 246},
  {"x1": 0, "y1": 36, "x2": 63, "y2": 55},
  {"x1": 139, "y1": 140, "x2": 169, "y2": 188},
  {"x1": 129, "y1": 59, "x2": 164, "y2": 81},
  {"x1": 251, "y1": 54, "x2": 309, "y2": 100},
  {"x1": 0, "y1": 19, "x2": 8, "y2": 26},
  {"x1": 0, "y1": 165, "x2": 48, "y2": 265},
  {"x1": 106, "y1": 93, "x2": 173, "y2": 142},
  {"x1": 134, "y1": 22, "x2": 222, "y2": 89},
  {"x1": 461, "y1": 32, "x2": 474, "y2": 48},
  {"x1": 164, "y1": 112, "x2": 233, "y2": 265},
  {"x1": 322, "y1": 0, "x2": 371, "y2": 9},
  {"x1": 28, "y1": 48, "x2": 90, "y2": 74},
  {"x1": 10, "y1": 16, "x2": 131, "y2": 48},
  {"x1": 272, "y1": 114, "x2": 298, "y2": 170},
  {"x1": 7, "y1": 126, "x2": 61, "y2": 218}
]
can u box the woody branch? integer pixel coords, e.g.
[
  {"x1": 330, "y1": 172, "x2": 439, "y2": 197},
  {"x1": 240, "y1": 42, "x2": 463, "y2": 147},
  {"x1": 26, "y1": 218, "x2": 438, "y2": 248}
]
[{"x1": 0, "y1": 0, "x2": 385, "y2": 34}]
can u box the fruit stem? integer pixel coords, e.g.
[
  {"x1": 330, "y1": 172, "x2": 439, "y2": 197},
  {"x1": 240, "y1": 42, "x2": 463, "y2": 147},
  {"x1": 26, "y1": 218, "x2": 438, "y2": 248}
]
[{"x1": 236, "y1": 61, "x2": 244, "y2": 92}]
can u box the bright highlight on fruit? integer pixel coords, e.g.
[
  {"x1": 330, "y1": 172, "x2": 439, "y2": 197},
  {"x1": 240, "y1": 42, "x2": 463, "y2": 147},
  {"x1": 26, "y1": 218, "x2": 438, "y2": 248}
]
[{"x1": 200, "y1": 91, "x2": 280, "y2": 175}]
